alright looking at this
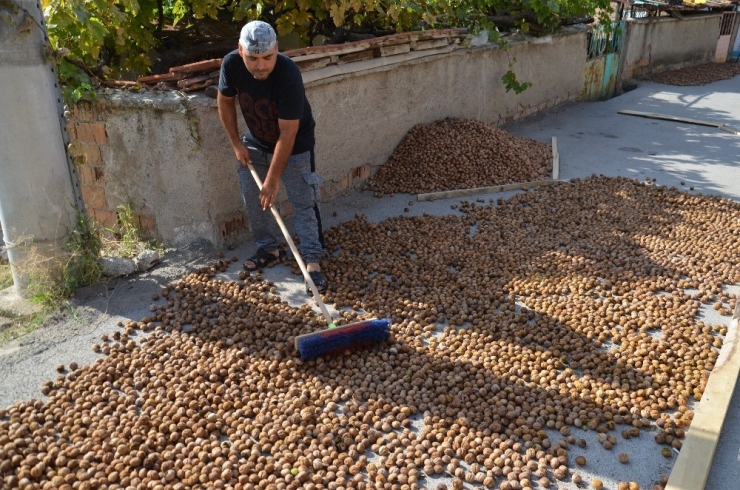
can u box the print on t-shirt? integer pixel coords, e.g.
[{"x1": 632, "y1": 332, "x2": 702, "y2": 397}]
[{"x1": 239, "y1": 92, "x2": 279, "y2": 144}]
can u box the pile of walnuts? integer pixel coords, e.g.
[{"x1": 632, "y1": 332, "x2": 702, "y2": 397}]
[
  {"x1": 649, "y1": 63, "x2": 740, "y2": 86},
  {"x1": 1, "y1": 176, "x2": 740, "y2": 490},
  {"x1": 368, "y1": 118, "x2": 552, "y2": 196}
]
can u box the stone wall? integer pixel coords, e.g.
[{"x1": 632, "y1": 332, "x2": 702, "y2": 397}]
[
  {"x1": 67, "y1": 27, "x2": 589, "y2": 248},
  {"x1": 619, "y1": 14, "x2": 721, "y2": 83}
]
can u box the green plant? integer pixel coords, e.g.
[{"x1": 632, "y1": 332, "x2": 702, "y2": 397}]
[
  {"x1": 502, "y1": 59, "x2": 532, "y2": 94},
  {"x1": 0, "y1": 310, "x2": 45, "y2": 345},
  {"x1": 0, "y1": 257, "x2": 12, "y2": 290},
  {"x1": 102, "y1": 200, "x2": 143, "y2": 258},
  {"x1": 28, "y1": 210, "x2": 103, "y2": 308},
  {"x1": 57, "y1": 58, "x2": 97, "y2": 105},
  {"x1": 117, "y1": 200, "x2": 142, "y2": 252},
  {"x1": 43, "y1": 0, "x2": 158, "y2": 79}
]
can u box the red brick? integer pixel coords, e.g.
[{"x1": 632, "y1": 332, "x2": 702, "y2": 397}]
[
  {"x1": 218, "y1": 215, "x2": 247, "y2": 239},
  {"x1": 94, "y1": 102, "x2": 107, "y2": 122},
  {"x1": 74, "y1": 100, "x2": 94, "y2": 122},
  {"x1": 90, "y1": 208, "x2": 118, "y2": 229},
  {"x1": 84, "y1": 144, "x2": 103, "y2": 165},
  {"x1": 77, "y1": 165, "x2": 105, "y2": 186},
  {"x1": 380, "y1": 34, "x2": 418, "y2": 47},
  {"x1": 92, "y1": 166, "x2": 105, "y2": 185},
  {"x1": 137, "y1": 215, "x2": 157, "y2": 236},
  {"x1": 77, "y1": 165, "x2": 96, "y2": 186},
  {"x1": 169, "y1": 58, "x2": 223, "y2": 74},
  {"x1": 284, "y1": 28, "x2": 467, "y2": 59},
  {"x1": 65, "y1": 119, "x2": 77, "y2": 139},
  {"x1": 75, "y1": 122, "x2": 107, "y2": 145},
  {"x1": 80, "y1": 185, "x2": 107, "y2": 209}
]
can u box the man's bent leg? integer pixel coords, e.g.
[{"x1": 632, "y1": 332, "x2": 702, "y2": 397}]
[{"x1": 280, "y1": 150, "x2": 325, "y2": 265}]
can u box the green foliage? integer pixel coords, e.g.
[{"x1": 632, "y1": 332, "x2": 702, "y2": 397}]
[
  {"x1": 57, "y1": 59, "x2": 97, "y2": 105},
  {"x1": 100, "y1": 199, "x2": 163, "y2": 259},
  {"x1": 28, "y1": 210, "x2": 102, "y2": 308},
  {"x1": 43, "y1": 0, "x2": 612, "y2": 95},
  {"x1": 0, "y1": 257, "x2": 12, "y2": 291},
  {"x1": 502, "y1": 68, "x2": 532, "y2": 94},
  {"x1": 109, "y1": 200, "x2": 143, "y2": 258},
  {"x1": 43, "y1": 0, "x2": 159, "y2": 79}
]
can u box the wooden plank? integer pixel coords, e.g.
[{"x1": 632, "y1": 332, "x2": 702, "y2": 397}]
[
  {"x1": 137, "y1": 72, "x2": 182, "y2": 84},
  {"x1": 169, "y1": 58, "x2": 222, "y2": 74},
  {"x1": 719, "y1": 124, "x2": 740, "y2": 136},
  {"x1": 176, "y1": 72, "x2": 219, "y2": 89},
  {"x1": 619, "y1": 110, "x2": 740, "y2": 136},
  {"x1": 101, "y1": 80, "x2": 139, "y2": 88},
  {"x1": 295, "y1": 56, "x2": 333, "y2": 72},
  {"x1": 551, "y1": 136, "x2": 559, "y2": 180},
  {"x1": 666, "y1": 306, "x2": 740, "y2": 490},
  {"x1": 417, "y1": 179, "x2": 562, "y2": 202},
  {"x1": 181, "y1": 78, "x2": 217, "y2": 93},
  {"x1": 336, "y1": 49, "x2": 375, "y2": 65},
  {"x1": 618, "y1": 109, "x2": 723, "y2": 128}
]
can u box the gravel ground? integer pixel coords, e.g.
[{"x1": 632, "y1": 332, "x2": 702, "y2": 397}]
[{"x1": 1, "y1": 75, "x2": 739, "y2": 490}]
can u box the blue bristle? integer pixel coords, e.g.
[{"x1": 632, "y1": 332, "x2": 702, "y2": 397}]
[{"x1": 297, "y1": 318, "x2": 391, "y2": 360}]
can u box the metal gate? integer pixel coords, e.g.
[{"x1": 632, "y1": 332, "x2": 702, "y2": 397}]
[
  {"x1": 581, "y1": 21, "x2": 625, "y2": 101},
  {"x1": 716, "y1": 11, "x2": 736, "y2": 63}
]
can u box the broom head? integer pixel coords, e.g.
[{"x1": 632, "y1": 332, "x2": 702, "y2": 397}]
[{"x1": 295, "y1": 318, "x2": 391, "y2": 360}]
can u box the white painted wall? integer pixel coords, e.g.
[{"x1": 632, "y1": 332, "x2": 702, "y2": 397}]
[{"x1": 619, "y1": 14, "x2": 721, "y2": 82}]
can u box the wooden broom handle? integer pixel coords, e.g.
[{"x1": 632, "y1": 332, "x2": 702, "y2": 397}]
[{"x1": 245, "y1": 161, "x2": 335, "y2": 325}]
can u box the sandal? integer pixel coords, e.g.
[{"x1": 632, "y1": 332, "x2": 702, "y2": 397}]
[
  {"x1": 243, "y1": 248, "x2": 284, "y2": 272},
  {"x1": 306, "y1": 270, "x2": 328, "y2": 296}
]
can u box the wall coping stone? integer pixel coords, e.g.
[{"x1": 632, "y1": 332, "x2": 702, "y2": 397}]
[
  {"x1": 92, "y1": 25, "x2": 591, "y2": 113},
  {"x1": 103, "y1": 90, "x2": 192, "y2": 112},
  {"x1": 625, "y1": 12, "x2": 721, "y2": 24}
]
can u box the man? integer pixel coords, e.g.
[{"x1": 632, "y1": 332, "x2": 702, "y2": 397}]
[{"x1": 217, "y1": 20, "x2": 327, "y2": 295}]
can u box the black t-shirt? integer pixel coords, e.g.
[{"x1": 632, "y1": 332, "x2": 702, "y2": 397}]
[{"x1": 218, "y1": 50, "x2": 315, "y2": 154}]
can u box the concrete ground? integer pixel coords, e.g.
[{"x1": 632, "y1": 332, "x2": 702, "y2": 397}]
[{"x1": 1, "y1": 75, "x2": 739, "y2": 489}]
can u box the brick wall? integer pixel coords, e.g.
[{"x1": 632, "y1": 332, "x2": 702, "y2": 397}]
[{"x1": 67, "y1": 101, "x2": 157, "y2": 238}]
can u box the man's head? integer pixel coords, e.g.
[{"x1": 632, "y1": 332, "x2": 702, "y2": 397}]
[{"x1": 238, "y1": 21, "x2": 279, "y2": 80}]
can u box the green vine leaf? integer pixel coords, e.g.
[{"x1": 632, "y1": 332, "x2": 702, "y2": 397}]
[{"x1": 502, "y1": 68, "x2": 532, "y2": 95}]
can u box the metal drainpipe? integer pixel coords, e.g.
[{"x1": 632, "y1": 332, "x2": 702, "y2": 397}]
[{"x1": 0, "y1": 0, "x2": 83, "y2": 296}]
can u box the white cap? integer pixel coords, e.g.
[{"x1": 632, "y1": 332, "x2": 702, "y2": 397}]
[{"x1": 239, "y1": 21, "x2": 277, "y2": 54}]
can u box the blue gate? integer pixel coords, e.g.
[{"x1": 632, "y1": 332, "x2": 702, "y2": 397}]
[{"x1": 582, "y1": 21, "x2": 625, "y2": 101}]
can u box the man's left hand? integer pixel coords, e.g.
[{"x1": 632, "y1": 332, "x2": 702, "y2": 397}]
[{"x1": 259, "y1": 176, "x2": 280, "y2": 210}]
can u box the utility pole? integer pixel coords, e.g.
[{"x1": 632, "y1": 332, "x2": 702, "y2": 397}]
[{"x1": 0, "y1": 1, "x2": 81, "y2": 297}]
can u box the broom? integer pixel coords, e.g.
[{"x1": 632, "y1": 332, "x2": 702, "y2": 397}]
[{"x1": 244, "y1": 156, "x2": 391, "y2": 360}]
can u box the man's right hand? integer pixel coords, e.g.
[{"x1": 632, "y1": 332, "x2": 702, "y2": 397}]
[{"x1": 234, "y1": 144, "x2": 252, "y2": 167}]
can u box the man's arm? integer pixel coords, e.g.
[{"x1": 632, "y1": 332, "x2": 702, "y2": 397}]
[
  {"x1": 259, "y1": 118, "x2": 299, "y2": 210},
  {"x1": 217, "y1": 91, "x2": 251, "y2": 167}
]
